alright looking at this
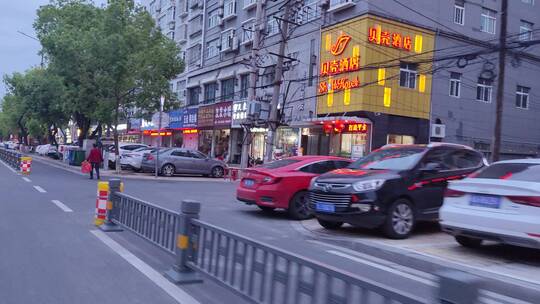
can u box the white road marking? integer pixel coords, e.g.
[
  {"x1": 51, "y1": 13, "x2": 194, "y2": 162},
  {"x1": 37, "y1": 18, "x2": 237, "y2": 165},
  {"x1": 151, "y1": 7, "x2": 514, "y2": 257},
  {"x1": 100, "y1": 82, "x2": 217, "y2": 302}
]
[
  {"x1": 22, "y1": 177, "x2": 31, "y2": 183},
  {"x1": 33, "y1": 185, "x2": 47, "y2": 193},
  {"x1": 0, "y1": 159, "x2": 18, "y2": 173},
  {"x1": 51, "y1": 200, "x2": 73, "y2": 212},
  {"x1": 90, "y1": 230, "x2": 201, "y2": 304}
]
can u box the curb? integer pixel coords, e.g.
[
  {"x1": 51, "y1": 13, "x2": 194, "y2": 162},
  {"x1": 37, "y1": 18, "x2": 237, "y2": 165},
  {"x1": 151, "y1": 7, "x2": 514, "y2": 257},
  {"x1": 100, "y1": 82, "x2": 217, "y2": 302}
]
[
  {"x1": 29, "y1": 154, "x2": 237, "y2": 183},
  {"x1": 292, "y1": 220, "x2": 540, "y2": 302}
]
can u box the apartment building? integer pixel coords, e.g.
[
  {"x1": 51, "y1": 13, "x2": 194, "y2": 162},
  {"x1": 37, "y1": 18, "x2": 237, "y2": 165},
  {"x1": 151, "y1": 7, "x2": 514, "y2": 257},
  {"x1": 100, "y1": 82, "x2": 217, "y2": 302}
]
[{"x1": 142, "y1": 0, "x2": 540, "y2": 162}]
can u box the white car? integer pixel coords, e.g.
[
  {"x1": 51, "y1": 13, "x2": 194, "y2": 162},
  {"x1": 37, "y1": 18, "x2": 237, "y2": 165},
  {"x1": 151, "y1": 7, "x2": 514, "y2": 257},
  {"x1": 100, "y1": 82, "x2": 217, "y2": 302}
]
[
  {"x1": 440, "y1": 159, "x2": 540, "y2": 249},
  {"x1": 107, "y1": 143, "x2": 148, "y2": 168},
  {"x1": 120, "y1": 147, "x2": 157, "y2": 171}
]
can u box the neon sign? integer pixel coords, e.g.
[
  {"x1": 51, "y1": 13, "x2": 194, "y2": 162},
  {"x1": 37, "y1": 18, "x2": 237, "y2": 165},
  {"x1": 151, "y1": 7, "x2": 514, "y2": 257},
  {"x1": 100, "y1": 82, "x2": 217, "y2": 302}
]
[
  {"x1": 330, "y1": 34, "x2": 352, "y2": 56},
  {"x1": 320, "y1": 57, "x2": 359, "y2": 77},
  {"x1": 319, "y1": 77, "x2": 360, "y2": 94},
  {"x1": 319, "y1": 33, "x2": 360, "y2": 95},
  {"x1": 182, "y1": 129, "x2": 198, "y2": 134},
  {"x1": 347, "y1": 123, "x2": 369, "y2": 133},
  {"x1": 368, "y1": 26, "x2": 412, "y2": 51}
]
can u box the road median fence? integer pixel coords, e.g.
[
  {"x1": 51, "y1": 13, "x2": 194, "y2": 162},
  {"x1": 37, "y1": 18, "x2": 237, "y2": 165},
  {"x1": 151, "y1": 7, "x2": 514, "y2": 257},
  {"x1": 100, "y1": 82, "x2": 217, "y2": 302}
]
[
  {"x1": 0, "y1": 148, "x2": 31, "y2": 174},
  {"x1": 98, "y1": 178, "x2": 491, "y2": 304}
]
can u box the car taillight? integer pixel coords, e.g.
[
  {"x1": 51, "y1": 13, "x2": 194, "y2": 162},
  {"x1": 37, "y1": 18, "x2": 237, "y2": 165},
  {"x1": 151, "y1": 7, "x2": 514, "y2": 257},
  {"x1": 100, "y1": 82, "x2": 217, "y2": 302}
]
[
  {"x1": 262, "y1": 176, "x2": 281, "y2": 184},
  {"x1": 147, "y1": 154, "x2": 154, "y2": 160},
  {"x1": 507, "y1": 196, "x2": 540, "y2": 207},
  {"x1": 444, "y1": 188, "x2": 466, "y2": 198}
]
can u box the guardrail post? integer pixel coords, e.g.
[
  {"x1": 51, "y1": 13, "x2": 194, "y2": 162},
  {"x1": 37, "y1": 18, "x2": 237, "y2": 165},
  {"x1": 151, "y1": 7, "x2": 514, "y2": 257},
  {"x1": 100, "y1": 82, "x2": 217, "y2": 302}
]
[
  {"x1": 437, "y1": 271, "x2": 481, "y2": 304},
  {"x1": 100, "y1": 179, "x2": 123, "y2": 232},
  {"x1": 164, "y1": 200, "x2": 203, "y2": 284}
]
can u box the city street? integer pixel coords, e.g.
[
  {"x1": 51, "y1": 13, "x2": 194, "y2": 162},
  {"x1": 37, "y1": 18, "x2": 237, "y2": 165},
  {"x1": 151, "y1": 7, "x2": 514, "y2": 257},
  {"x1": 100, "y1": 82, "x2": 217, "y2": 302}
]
[{"x1": 1, "y1": 158, "x2": 538, "y2": 303}]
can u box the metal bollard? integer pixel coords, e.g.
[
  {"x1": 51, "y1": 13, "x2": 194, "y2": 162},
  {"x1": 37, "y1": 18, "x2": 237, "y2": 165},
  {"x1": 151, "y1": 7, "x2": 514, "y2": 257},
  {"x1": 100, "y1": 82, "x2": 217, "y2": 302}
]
[
  {"x1": 100, "y1": 179, "x2": 124, "y2": 232},
  {"x1": 437, "y1": 271, "x2": 481, "y2": 304},
  {"x1": 164, "y1": 200, "x2": 203, "y2": 284}
]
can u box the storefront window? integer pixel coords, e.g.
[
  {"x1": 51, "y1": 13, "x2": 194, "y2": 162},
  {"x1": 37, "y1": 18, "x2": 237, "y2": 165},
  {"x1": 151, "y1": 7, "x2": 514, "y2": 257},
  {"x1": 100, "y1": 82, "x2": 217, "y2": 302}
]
[
  {"x1": 198, "y1": 130, "x2": 213, "y2": 156},
  {"x1": 250, "y1": 129, "x2": 267, "y2": 161},
  {"x1": 274, "y1": 128, "x2": 299, "y2": 159},
  {"x1": 172, "y1": 131, "x2": 183, "y2": 147},
  {"x1": 214, "y1": 129, "x2": 230, "y2": 160},
  {"x1": 387, "y1": 134, "x2": 415, "y2": 145}
]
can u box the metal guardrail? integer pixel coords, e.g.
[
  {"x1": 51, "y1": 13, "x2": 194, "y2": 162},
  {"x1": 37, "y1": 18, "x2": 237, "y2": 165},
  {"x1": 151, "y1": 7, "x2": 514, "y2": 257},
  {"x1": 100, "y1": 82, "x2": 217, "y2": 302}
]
[
  {"x1": 0, "y1": 148, "x2": 21, "y2": 170},
  {"x1": 188, "y1": 219, "x2": 428, "y2": 304},
  {"x1": 101, "y1": 179, "x2": 504, "y2": 304}
]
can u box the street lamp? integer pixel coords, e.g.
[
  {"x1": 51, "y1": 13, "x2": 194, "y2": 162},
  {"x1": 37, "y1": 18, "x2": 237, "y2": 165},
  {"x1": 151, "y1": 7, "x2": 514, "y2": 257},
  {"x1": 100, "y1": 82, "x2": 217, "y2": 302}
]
[
  {"x1": 155, "y1": 96, "x2": 165, "y2": 178},
  {"x1": 17, "y1": 30, "x2": 43, "y2": 67}
]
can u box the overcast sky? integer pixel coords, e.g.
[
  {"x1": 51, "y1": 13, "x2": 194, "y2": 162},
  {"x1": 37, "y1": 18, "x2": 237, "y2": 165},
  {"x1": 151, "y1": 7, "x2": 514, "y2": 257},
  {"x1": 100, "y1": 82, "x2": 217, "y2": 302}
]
[{"x1": 0, "y1": 0, "x2": 110, "y2": 98}]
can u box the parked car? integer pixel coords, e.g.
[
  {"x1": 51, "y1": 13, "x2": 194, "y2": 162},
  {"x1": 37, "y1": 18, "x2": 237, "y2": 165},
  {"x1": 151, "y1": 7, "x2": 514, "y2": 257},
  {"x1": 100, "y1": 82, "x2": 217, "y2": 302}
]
[
  {"x1": 440, "y1": 159, "x2": 540, "y2": 249},
  {"x1": 107, "y1": 143, "x2": 148, "y2": 168},
  {"x1": 237, "y1": 156, "x2": 352, "y2": 220},
  {"x1": 120, "y1": 147, "x2": 161, "y2": 172},
  {"x1": 141, "y1": 148, "x2": 227, "y2": 178},
  {"x1": 308, "y1": 143, "x2": 486, "y2": 239}
]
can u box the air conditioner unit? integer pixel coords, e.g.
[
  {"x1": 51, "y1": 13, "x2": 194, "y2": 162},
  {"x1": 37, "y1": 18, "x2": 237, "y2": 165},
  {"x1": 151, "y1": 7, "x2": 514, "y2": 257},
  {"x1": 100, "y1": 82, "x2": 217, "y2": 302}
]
[
  {"x1": 168, "y1": 21, "x2": 175, "y2": 30},
  {"x1": 218, "y1": 18, "x2": 224, "y2": 26},
  {"x1": 218, "y1": 0, "x2": 225, "y2": 7},
  {"x1": 218, "y1": 8, "x2": 224, "y2": 16},
  {"x1": 431, "y1": 124, "x2": 446, "y2": 138},
  {"x1": 231, "y1": 36, "x2": 239, "y2": 50}
]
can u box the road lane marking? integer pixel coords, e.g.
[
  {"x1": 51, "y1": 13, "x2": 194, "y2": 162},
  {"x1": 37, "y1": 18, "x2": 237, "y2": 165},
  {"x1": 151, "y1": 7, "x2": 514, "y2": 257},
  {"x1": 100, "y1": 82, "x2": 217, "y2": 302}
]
[
  {"x1": 90, "y1": 230, "x2": 200, "y2": 304},
  {"x1": 33, "y1": 186, "x2": 47, "y2": 193},
  {"x1": 0, "y1": 159, "x2": 17, "y2": 173},
  {"x1": 22, "y1": 177, "x2": 31, "y2": 183},
  {"x1": 51, "y1": 200, "x2": 73, "y2": 212}
]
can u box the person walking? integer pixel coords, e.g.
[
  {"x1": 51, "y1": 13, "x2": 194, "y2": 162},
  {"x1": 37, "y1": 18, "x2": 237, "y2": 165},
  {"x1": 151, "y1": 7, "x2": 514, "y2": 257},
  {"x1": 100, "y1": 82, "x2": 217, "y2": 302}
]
[{"x1": 87, "y1": 143, "x2": 103, "y2": 180}]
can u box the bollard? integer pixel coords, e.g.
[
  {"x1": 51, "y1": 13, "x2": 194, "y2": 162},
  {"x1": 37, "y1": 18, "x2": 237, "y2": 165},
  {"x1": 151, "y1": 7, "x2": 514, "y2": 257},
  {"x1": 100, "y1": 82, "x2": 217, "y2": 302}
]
[
  {"x1": 95, "y1": 181, "x2": 109, "y2": 226},
  {"x1": 100, "y1": 179, "x2": 124, "y2": 232},
  {"x1": 437, "y1": 271, "x2": 481, "y2": 304},
  {"x1": 20, "y1": 156, "x2": 32, "y2": 175},
  {"x1": 164, "y1": 200, "x2": 203, "y2": 284}
]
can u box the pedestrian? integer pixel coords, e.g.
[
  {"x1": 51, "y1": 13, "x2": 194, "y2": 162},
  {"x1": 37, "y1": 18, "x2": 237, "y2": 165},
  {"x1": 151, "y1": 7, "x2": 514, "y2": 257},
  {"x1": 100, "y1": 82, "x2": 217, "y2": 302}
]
[{"x1": 87, "y1": 143, "x2": 103, "y2": 180}]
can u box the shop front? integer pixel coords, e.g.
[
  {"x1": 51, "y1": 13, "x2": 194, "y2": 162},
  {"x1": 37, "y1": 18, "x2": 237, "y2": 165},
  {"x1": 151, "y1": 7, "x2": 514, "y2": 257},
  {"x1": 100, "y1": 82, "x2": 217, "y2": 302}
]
[
  {"x1": 230, "y1": 100, "x2": 248, "y2": 164},
  {"x1": 197, "y1": 105, "x2": 214, "y2": 156},
  {"x1": 181, "y1": 108, "x2": 198, "y2": 150},
  {"x1": 213, "y1": 101, "x2": 233, "y2": 161},
  {"x1": 316, "y1": 14, "x2": 435, "y2": 158}
]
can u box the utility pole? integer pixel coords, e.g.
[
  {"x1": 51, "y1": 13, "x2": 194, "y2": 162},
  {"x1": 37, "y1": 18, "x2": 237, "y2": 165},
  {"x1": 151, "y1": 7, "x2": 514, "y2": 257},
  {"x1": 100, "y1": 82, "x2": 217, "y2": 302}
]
[
  {"x1": 241, "y1": 0, "x2": 264, "y2": 168},
  {"x1": 491, "y1": 0, "x2": 508, "y2": 162},
  {"x1": 264, "y1": 0, "x2": 293, "y2": 163},
  {"x1": 155, "y1": 96, "x2": 164, "y2": 178}
]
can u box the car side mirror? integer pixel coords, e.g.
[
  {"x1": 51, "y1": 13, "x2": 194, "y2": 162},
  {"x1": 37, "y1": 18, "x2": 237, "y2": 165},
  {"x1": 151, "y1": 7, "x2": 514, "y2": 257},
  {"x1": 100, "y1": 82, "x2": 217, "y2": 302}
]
[{"x1": 420, "y1": 162, "x2": 442, "y2": 174}]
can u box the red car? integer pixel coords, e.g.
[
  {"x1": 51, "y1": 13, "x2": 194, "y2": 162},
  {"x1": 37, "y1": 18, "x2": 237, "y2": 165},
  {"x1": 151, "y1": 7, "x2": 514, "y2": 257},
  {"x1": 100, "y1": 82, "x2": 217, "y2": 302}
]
[{"x1": 237, "y1": 156, "x2": 352, "y2": 219}]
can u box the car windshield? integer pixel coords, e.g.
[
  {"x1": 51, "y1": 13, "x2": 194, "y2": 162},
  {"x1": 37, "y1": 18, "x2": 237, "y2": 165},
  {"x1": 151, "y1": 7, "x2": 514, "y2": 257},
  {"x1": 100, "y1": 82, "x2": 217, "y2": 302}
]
[
  {"x1": 134, "y1": 147, "x2": 150, "y2": 152},
  {"x1": 349, "y1": 147, "x2": 426, "y2": 170},
  {"x1": 473, "y1": 162, "x2": 540, "y2": 182},
  {"x1": 261, "y1": 159, "x2": 301, "y2": 169}
]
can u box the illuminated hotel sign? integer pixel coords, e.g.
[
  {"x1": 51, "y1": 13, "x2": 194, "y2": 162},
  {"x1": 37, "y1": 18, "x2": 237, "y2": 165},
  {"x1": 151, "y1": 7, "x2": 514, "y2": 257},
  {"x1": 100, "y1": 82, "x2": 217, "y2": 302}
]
[
  {"x1": 368, "y1": 26, "x2": 413, "y2": 51},
  {"x1": 318, "y1": 33, "x2": 360, "y2": 94}
]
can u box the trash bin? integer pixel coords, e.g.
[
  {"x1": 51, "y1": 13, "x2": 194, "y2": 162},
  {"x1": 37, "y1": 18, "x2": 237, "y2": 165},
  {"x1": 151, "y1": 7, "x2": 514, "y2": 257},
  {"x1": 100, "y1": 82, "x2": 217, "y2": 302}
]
[{"x1": 69, "y1": 149, "x2": 86, "y2": 166}]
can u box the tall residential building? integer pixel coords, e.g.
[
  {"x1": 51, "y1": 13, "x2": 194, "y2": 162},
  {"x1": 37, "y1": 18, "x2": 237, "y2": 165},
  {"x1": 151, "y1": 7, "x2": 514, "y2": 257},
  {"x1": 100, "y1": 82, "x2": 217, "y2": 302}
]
[{"x1": 142, "y1": 0, "x2": 540, "y2": 163}]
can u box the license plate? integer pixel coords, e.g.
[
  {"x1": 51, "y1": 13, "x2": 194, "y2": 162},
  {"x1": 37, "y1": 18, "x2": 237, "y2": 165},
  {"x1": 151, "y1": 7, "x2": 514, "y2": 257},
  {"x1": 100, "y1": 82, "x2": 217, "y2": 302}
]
[
  {"x1": 316, "y1": 203, "x2": 335, "y2": 213},
  {"x1": 470, "y1": 194, "x2": 501, "y2": 209},
  {"x1": 244, "y1": 179, "x2": 255, "y2": 187}
]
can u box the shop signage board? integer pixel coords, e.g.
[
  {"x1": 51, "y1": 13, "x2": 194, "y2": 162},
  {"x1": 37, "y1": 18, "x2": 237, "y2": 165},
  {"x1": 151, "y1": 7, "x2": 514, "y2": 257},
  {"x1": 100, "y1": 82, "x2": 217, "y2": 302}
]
[
  {"x1": 168, "y1": 109, "x2": 184, "y2": 129},
  {"x1": 214, "y1": 101, "x2": 233, "y2": 127},
  {"x1": 317, "y1": 14, "x2": 435, "y2": 120},
  {"x1": 182, "y1": 108, "x2": 198, "y2": 128},
  {"x1": 197, "y1": 104, "x2": 215, "y2": 128},
  {"x1": 232, "y1": 100, "x2": 247, "y2": 128}
]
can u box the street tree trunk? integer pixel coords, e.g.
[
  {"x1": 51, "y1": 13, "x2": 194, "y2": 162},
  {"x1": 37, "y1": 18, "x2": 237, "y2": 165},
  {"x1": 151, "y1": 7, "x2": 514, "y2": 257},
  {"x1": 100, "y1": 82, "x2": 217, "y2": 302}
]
[{"x1": 113, "y1": 96, "x2": 121, "y2": 174}]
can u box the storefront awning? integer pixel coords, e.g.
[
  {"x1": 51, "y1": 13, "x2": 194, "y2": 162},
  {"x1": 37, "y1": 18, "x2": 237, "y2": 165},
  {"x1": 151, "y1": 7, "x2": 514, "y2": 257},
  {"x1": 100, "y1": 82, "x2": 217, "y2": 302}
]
[{"x1": 292, "y1": 116, "x2": 372, "y2": 126}]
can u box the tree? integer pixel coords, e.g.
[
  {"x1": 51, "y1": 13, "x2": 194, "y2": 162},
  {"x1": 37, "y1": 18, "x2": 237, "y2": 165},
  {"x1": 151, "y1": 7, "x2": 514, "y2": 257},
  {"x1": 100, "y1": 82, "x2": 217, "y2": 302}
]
[
  {"x1": 34, "y1": 0, "x2": 104, "y2": 145},
  {"x1": 93, "y1": 0, "x2": 183, "y2": 172}
]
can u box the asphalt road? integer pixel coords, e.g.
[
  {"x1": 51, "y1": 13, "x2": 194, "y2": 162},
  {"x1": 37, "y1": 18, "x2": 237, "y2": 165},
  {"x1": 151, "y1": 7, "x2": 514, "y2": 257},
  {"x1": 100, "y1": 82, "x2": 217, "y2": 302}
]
[{"x1": 1, "y1": 157, "x2": 538, "y2": 304}]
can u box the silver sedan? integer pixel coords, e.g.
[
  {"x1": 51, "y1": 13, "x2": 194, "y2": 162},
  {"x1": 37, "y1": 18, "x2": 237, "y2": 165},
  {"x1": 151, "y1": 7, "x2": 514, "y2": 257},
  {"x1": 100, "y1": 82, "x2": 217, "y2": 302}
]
[{"x1": 141, "y1": 148, "x2": 227, "y2": 178}]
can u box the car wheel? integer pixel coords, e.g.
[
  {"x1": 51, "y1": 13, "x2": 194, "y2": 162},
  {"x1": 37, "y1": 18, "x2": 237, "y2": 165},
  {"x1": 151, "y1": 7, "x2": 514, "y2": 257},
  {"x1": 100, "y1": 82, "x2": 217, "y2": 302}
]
[
  {"x1": 258, "y1": 206, "x2": 275, "y2": 213},
  {"x1": 211, "y1": 166, "x2": 224, "y2": 178},
  {"x1": 161, "y1": 164, "x2": 175, "y2": 177},
  {"x1": 133, "y1": 168, "x2": 142, "y2": 173},
  {"x1": 383, "y1": 199, "x2": 415, "y2": 239},
  {"x1": 288, "y1": 191, "x2": 313, "y2": 220},
  {"x1": 455, "y1": 236, "x2": 483, "y2": 248},
  {"x1": 317, "y1": 218, "x2": 343, "y2": 230}
]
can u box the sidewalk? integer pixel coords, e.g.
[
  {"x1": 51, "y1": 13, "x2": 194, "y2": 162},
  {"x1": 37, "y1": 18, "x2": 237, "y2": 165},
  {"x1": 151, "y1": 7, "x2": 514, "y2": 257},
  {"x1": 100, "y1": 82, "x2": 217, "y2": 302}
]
[{"x1": 29, "y1": 153, "x2": 235, "y2": 183}]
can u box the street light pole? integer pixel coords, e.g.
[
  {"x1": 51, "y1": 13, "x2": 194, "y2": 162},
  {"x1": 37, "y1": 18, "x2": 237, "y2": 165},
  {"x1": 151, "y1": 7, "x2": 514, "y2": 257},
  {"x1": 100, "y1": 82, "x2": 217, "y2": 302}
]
[
  {"x1": 155, "y1": 96, "x2": 164, "y2": 178},
  {"x1": 17, "y1": 30, "x2": 43, "y2": 68}
]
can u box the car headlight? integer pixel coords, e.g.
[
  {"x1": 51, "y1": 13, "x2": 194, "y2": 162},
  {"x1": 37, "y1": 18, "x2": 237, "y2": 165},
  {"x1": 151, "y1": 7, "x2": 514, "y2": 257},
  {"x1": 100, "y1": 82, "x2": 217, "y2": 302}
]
[
  {"x1": 309, "y1": 177, "x2": 318, "y2": 189},
  {"x1": 352, "y1": 179, "x2": 386, "y2": 192}
]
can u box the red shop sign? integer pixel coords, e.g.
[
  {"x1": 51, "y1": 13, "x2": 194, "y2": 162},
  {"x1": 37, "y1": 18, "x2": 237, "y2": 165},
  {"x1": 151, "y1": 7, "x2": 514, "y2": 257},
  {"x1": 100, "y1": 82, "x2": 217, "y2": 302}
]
[{"x1": 214, "y1": 101, "x2": 233, "y2": 127}]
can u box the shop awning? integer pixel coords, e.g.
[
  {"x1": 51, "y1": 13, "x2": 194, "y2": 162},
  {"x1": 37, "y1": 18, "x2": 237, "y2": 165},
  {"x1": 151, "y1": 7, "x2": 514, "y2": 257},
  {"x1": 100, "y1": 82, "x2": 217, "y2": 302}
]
[{"x1": 291, "y1": 116, "x2": 372, "y2": 126}]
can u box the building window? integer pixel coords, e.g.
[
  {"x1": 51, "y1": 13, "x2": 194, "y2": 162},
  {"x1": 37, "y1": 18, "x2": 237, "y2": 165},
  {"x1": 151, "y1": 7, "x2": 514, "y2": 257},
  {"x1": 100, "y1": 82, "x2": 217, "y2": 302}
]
[
  {"x1": 296, "y1": 0, "x2": 321, "y2": 24},
  {"x1": 516, "y1": 86, "x2": 530, "y2": 109},
  {"x1": 520, "y1": 20, "x2": 534, "y2": 41},
  {"x1": 480, "y1": 8, "x2": 496, "y2": 34},
  {"x1": 187, "y1": 44, "x2": 201, "y2": 65},
  {"x1": 454, "y1": 0, "x2": 465, "y2": 25},
  {"x1": 176, "y1": 80, "x2": 186, "y2": 102},
  {"x1": 399, "y1": 63, "x2": 418, "y2": 89},
  {"x1": 240, "y1": 74, "x2": 249, "y2": 99},
  {"x1": 476, "y1": 78, "x2": 493, "y2": 103},
  {"x1": 224, "y1": 0, "x2": 237, "y2": 18},
  {"x1": 243, "y1": 0, "x2": 256, "y2": 9},
  {"x1": 206, "y1": 38, "x2": 220, "y2": 59},
  {"x1": 242, "y1": 19, "x2": 255, "y2": 44},
  {"x1": 204, "y1": 83, "x2": 217, "y2": 104},
  {"x1": 220, "y1": 29, "x2": 236, "y2": 51},
  {"x1": 188, "y1": 87, "x2": 200, "y2": 105},
  {"x1": 221, "y1": 78, "x2": 235, "y2": 101},
  {"x1": 449, "y1": 72, "x2": 461, "y2": 98},
  {"x1": 266, "y1": 17, "x2": 280, "y2": 36},
  {"x1": 208, "y1": 9, "x2": 220, "y2": 28},
  {"x1": 521, "y1": 0, "x2": 535, "y2": 5}
]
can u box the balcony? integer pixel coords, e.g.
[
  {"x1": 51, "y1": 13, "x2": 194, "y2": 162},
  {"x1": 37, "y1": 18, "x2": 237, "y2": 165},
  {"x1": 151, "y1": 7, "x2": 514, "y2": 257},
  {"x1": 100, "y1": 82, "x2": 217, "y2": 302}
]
[{"x1": 328, "y1": 0, "x2": 355, "y2": 13}]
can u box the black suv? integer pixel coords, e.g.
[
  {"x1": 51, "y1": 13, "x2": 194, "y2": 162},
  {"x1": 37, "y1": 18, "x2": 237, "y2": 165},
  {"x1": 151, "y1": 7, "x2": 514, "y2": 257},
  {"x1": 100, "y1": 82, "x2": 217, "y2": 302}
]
[{"x1": 308, "y1": 144, "x2": 486, "y2": 239}]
